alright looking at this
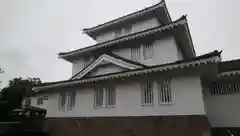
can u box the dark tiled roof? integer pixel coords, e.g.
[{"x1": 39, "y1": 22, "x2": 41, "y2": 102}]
[
  {"x1": 36, "y1": 50, "x2": 221, "y2": 88},
  {"x1": 219, "y1": 59, "x2": 240, "y2": 72},
  {"x1": 58, "y1": 16, "x2": 186, "y2": 58}
]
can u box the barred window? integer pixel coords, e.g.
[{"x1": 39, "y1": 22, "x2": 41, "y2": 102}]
[
  {"x1": 59, "y1": 92, "x2": 66, "y2": 110},
  {"x1": 67, "y1": 91, "x2": 76, "y2": 109},
  {"x1": 105, "y1": 87, "x2": 116, "y2": 107},
  {"x1": 131, "y1": 46, "x2": 141, "y2": 61},
  {"x1": 158, "y1": 80, "x2": 172, "y2": 104},
  {"x1": 141, "y1": 82, "x2": 154, "y2": 106},
  {"x1": 94, "y1": 88, "x2": 104, "y2": 108},
  {"x1": 209, "y1": 82, "x2": 240, "y2": 95},
  {"x1": 143, "y1": 43, "x2": 153, "y2": 60}
]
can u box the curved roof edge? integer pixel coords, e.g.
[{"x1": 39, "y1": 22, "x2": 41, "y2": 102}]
[
  {"x1": 58, "y1": 16, "x2": 187, "y2": 61},
  {"x1": 82, "y1": 0, "x2": 171, "y2": 38},
  {"x1": 34, "y1": 50, "x2": 221, "y2": 92}
]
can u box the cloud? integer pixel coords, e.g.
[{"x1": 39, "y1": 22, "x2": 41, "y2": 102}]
[{"x1": 1, "y1": 0, "x2": 240, "y2": 88}]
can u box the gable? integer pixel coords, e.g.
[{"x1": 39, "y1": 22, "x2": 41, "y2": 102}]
[
  {"x1": 70, "y1": 54, "x2": 145, "y2": 80},
  {"x1": 85, "y1": 64, "x2": 127, "y2": 77}
]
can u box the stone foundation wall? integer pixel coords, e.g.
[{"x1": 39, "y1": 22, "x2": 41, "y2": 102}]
[{"x1": 43, "y1": 115, "x2": 211, "y2": 136}]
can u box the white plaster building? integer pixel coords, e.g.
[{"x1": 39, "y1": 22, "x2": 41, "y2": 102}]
[{"x1": 24, "y1": 1, "x2": 240, "y2": 136}]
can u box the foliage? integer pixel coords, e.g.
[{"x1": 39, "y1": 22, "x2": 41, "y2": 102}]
[{"x1": 0, "y1": 77, "x2": 42, "y2": 121}]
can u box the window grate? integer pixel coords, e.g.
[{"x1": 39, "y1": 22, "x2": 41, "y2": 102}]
[
  {"x1": 131, "y1": 46, "x2": 141, "y2": 61},
  {"x1": 143, "y1": 43, "x2": 153, "y2": 60},
  {"x1": 68, "y1": 91, "x2": 76, "y2": 109},
  {"x1": 105, "y1": 87, "x2": 116, "y2": 107},
  {"x1": 59, "y1": 92, "x2": 66, "y2": 110},
  {"x1": 208, "y1": 82, "x2": 240, "y2": 95},
  {"x1": 94, "y1": 88, "x2": 104, "y2": 108},
  {"x1": 158, "y1": 79, "x2": 172, "y2": 104},
  {"x1": 141, "y1": 82, "x2": 153, "y2": 106}
]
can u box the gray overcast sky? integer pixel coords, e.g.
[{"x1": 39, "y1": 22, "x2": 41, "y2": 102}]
[{"x1": 0, "y1": 0, "x2": 240, "y2": 87}]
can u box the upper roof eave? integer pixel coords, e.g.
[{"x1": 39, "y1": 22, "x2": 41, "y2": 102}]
[
  {"x1": 58, "y1": 16, "x2": 187, "y2": 61},
  {"x1": 82, "y1": 0, "x2": 171, "y2": 38}
]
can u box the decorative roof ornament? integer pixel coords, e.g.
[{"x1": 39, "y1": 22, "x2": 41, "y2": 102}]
[{"x1": 70, "y1": 54, "x2": 146, "y2": 80}]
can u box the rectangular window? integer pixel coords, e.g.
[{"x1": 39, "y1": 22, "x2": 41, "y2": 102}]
[
  {"x1": 37, "y1": 98, "x2": 43, "y2": 105},
  {"x1": 158, "y1": 79, "x2": 172, "y2": 104},
  {"x1": 59, "y1": 92, "x2": 66, "y2": 110},
  {"x1": 131, "y1": 46, "x2": 141, "y2": 61},
  {"x1": 94, "y1": 88, "x2": 104, "y2": 108},
  {"x1": 25, "y1": 98, "x2": 31, "y2": 106},
  {"x1": 94, "y1": 86, "x2": 116, "y2": 108},
  {"x1": 143, "y1": 43, "x2": 154, "y2": 60},
  {"x1": 59, "y1": 91, "x2": 76, "y2": 110},
  {"x1": 141, "y1": 82, "x2": 153, "y2": 106},
  {"x1": 105, "y1": 87, "x2": 116, "y2": 107},
  {"x1": 67, "y1": 91, "x2": 76, "y2": 109}
]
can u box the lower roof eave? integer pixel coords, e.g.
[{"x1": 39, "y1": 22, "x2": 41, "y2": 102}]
[
  {"x1": 218, "y1": 70, "x2": 240, "y2": 77},
  {"x1": 33, "y1": 53, "x2": 221, "y2": 92}
]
